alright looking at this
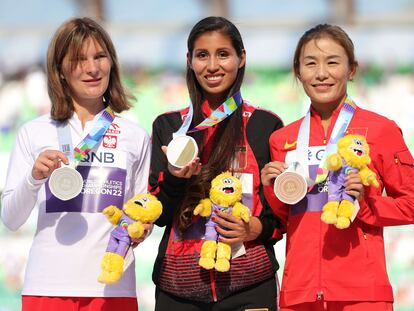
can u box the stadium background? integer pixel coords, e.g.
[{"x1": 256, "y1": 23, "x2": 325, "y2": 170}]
[{"x1": 0, "y1": 0, "x2": 413, "y2": 310}]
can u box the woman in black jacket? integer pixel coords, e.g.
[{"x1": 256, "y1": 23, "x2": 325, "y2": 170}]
[{"x1": 149, "y1": 16, "x2": 283, "y2": 311}]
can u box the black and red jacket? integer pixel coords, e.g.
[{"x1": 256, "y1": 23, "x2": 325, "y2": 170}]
[{"x1": 149, "y1": 101, "x2": 283, "y2": 302}]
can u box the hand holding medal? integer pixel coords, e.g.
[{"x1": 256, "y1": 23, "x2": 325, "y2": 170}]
[
  {"x1": 48, "y1": 161, "x2": 83, "y2": 201},
  {"x1": 165, "y1": 91, "x2": 243, "y2": 170},
  {"x1": 162, "y1": 146, "x2": 201, "y2": 178},
  {"x1": 273, "y1": 161, "x2": 308, "y2": 205},
  {"x1": 47, "y1": 107, "x2": 115, "y2": 201},
  {"x1": 166, "y1": 135, "x2": 199, "y2": 169},
  {"x1": 262, "y1": 160, "x2": 309, "y2": 205},
  {"x1": 32, "y1": 150, "x2": 69, "y2": 180}
]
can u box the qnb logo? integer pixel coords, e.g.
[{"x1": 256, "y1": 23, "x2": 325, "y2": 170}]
[{"x1": 81, "y1": 152, "x2": 115, "y2": 164}]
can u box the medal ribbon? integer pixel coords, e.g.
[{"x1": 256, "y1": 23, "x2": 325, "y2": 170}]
[
  {"x1": 296, "y1": 96, "x2": 357, "y2": 185},
  {"x1": 173, "y1": 91, "x2": 243, "y2": 138},
  {"x1": 73, "y1": 107, "x2": 115, "y2": 161},
  {"x1": 57, "y1": 122, "x2": 75, "y2": 162}
]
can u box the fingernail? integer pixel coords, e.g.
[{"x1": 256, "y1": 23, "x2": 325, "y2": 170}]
[{"x1": 211, "y1": 216, "x2": 216, "y2": 221}]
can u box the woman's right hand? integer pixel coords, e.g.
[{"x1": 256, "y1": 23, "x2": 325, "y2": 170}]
[
  {"x1": 261, "y1": 161, "x2": 288, "y2": 186},
  {"x1": 161, "y1": 146, "x2": 202, "y2": 179},
  {"x1": 32, "y1": 150, "x2": 69, "y2": 180}
]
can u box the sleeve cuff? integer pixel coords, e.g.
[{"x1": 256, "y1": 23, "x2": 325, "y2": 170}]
[
  {"x1": 164, "y1": 170, "x2": 188, "y2": 186},
  {"x1": 357, "y1": 197, "x2": 372, "y2": 215},
  {"x1": 26, "y1": 172, "x2": 47, "y2": 189},
  {"x1": 256, "y1": 217, "x2": 271, "y2": 241},
  {"x1": 161, "y1": 170, "x2": 189, "y2": 197}
]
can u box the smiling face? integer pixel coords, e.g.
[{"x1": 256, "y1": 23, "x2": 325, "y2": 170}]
[
  {"x1": 189, "y1": 31, "x2": 245, "y2": 107},
  {"x1": 61, "y1": 37, "x2": 111, "y2": 109},
  {"x1": 297, "y1": 36, "x2": 356, "y2": 113}
]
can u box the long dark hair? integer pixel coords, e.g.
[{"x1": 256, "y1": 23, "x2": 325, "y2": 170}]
[{"x1": 176, "y1": 16, "x2": 246, "y2": 233}]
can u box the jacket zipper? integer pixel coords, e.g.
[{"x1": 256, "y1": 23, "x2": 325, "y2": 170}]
[
  {"x1": 210, "y1": 270, "x2": 217, "y2": 302},
  {"x1": 318, "y1": 213, "x2": 323, "y2": 302},
  {"x1": 393, "y1": 153, "x2": 399, "y2": 164},
  {"x1": 318, "y1": 159, "x2": 324, "y2": 302},
  {"x1": 317, "y1": 291, "x2": 323, "y2": 300},
  {"x1": 317, "y1": 117, "x2": 327, "y2": 302}
]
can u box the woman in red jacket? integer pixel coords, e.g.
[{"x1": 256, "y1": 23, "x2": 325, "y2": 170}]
[{"x1": 262, "y1": 24, "x2": 414, "y2": 311}]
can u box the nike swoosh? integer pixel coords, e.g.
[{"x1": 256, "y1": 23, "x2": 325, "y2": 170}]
[{"x1": 284, "y1": 140, "x2": 297, "y2": 150}]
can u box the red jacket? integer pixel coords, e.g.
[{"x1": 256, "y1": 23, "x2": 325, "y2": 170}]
[{"x1": 264, "y1": 104, "x2": 414, "y2": 307}]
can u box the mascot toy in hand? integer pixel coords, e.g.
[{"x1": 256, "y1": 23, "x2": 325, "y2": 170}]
[
  {"x1": 194, "y1": 172, "x2": 250, "y2": 272},
  {"x1": 321, "y1": 134, "x2": 379, "y2": 229},
  {"x1": 98, "y1": 193, "x2": 162, "y2": 284}
]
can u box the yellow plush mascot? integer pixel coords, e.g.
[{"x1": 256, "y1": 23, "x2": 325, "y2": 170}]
[
  {"x1": 194, "y1": 172, "x2": 250, "y2": 272},
  {"x1": 321, "y1": 134, "x2": 379, "y2": 229},
  {"x1": 98, "y1": 193, "x2": 162, "y2": 284}
]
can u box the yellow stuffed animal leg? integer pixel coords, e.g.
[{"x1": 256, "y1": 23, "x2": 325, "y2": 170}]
[
  {"x1": 321, "y1": 201, "x2": 339, "y2": 225},
  {"x1": 336, "y1": 200, "x2": 354, "y2": 229},
  {"x1": 215, "y1": 242, "x2": 231, "y2": 272},
  {"x1": 199, "y1": 240, "x2": 217, "y2": 270},
  {"x1": 98, "y1": 252, "x2": 124, "y2": 284},
  {"x1": 99, "y1": 252, "x2": 112, "y2": 271}
]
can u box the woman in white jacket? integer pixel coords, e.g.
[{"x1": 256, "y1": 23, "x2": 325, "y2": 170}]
[{"x1": 1, "y1": 17, "x2": 151, "y2": 311}]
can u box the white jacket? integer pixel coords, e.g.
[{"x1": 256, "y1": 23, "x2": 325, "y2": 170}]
[{"x1": 1, "y1": 110, "x2": 150, "y2": 297}]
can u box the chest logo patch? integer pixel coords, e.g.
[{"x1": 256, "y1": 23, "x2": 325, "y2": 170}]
[
  {"x1": 103, "y1": 135, "x2": 117, "y2": 148},
  {"x1": 284, "y1": 140, "x2": 297, "y2": 150}
]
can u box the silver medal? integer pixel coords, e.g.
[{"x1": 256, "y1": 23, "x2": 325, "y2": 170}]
[
  {"x1": 166, "y1": 135, "x2": 198, "y2": 168},
  {"x1": 49, "y1": 164, "x2": 83, "y2": 201}
]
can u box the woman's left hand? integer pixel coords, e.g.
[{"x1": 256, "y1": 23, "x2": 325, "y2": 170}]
[
  {"x1": 344, "y1": 172, "x2": 365, "y2": 200},
  {"x1": 131, "y1": 223, "x2": 154, "y2": 248},
  {"x1": 213, "y1": 210, "x2": 262, "y2": 245},
  {"x1": 161, "y1": 146, "x2": 202, "y2": 179}
]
